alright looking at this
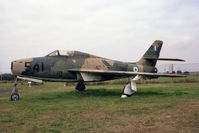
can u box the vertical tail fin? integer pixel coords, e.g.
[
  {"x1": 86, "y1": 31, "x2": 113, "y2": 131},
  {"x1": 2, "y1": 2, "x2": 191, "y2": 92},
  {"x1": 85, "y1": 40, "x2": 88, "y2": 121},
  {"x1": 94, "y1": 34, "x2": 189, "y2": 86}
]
[{"x1": 137, "y1": 40, "x2": 163, "y2": 67}]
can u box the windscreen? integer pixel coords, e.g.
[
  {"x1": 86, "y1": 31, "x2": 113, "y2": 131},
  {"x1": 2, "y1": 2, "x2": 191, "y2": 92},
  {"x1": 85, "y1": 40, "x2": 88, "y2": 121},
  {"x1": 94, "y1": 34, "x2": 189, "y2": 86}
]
[
  {"x1": 59, "y1": 50, "x2": 74, "y2": 56},
  {"x1": 47, "y1": 50, "x2": 74, "y2": 57},
  {"x1": 47, "y1": 50, "x2": 59, "y2": 56}
]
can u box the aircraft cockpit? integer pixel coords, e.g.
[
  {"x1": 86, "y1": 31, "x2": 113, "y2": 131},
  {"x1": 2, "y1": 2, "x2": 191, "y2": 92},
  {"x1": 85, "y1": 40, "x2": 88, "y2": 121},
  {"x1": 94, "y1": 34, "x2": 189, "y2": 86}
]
[{"x1": 46, "y1": 50, "x2": 75, "y2": 57}]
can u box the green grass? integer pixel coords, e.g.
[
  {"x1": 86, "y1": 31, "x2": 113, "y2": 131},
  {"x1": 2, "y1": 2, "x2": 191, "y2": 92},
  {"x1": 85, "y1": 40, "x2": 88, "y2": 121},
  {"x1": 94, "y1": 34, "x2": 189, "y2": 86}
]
[{"x1": 0, "y1": 76, "x2": 199, "y2": 132}]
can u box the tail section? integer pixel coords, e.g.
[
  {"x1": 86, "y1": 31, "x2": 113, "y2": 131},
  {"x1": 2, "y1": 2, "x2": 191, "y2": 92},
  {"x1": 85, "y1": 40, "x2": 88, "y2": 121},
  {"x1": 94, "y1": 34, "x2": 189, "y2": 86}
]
[{"x1": 137, "y1": 40, "x2": 163, "y2": 67}]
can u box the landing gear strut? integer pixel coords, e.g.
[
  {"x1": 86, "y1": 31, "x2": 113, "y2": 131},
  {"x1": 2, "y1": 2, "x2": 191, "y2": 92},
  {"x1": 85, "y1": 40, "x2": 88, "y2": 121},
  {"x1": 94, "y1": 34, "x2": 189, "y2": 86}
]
[
  {"x1": 11, "y1": 78, "x2": 19, "y2": 101},
  {"x1": 121, "y1": 75, "x2": 142, "y2": 98},
  {"x1": 75, "y1": 82, "x2": 85, "y2": 91}
]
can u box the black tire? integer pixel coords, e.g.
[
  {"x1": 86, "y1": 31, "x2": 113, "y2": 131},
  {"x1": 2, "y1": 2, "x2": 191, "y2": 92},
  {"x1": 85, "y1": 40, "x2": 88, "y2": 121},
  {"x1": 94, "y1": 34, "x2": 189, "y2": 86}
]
[
  {"x1": 75, "y1": 82, "x2": 85, "y2": 91},
  {"x1": 11, "y1": 93, "x2": 19, "y2": 101}
]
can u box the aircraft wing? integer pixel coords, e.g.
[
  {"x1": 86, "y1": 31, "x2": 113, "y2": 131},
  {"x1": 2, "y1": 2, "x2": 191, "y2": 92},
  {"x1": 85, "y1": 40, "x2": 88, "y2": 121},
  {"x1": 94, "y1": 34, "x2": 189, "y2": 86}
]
[{"x1": 69, "y1": 69, "x2": 186, "y2": 81}]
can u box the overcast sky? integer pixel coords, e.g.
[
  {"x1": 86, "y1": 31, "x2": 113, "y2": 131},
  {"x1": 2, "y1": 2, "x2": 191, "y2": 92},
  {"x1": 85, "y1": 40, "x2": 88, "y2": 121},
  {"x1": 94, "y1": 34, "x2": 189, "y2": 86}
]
[{"x1": 0, "y1": 0, "x2": 199, "y2": 73}]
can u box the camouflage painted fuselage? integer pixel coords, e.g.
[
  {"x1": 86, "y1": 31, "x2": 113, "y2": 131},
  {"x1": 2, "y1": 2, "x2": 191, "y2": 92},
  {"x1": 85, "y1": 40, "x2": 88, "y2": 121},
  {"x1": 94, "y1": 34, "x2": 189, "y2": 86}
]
[
  {"x1": 11, "y1": 40, "x2": 162, "y2": 82},
  {"x1": 11, "y1": 52, "x2": 134, "y2": 81}
]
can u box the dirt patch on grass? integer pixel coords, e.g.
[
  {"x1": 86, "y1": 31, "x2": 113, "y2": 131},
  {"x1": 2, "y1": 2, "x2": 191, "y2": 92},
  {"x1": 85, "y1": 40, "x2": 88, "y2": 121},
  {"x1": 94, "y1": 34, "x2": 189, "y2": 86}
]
[
  {"x1": 59, "y1": 100, "x2": 198, "y2": 132},
  {"x1": 35, "y1": 100, "x2": 198, "y2": 133},
  {"x1": 0, "y1": 105, "x2": 13, "y2": 112},
  {"x1": 107, "y1": 100, "x2": 199, "y2": 133},
  {"x1": 0, "y1": 97, "x2": 8, "y2": 101},
  {"x1": 1, "y1": 100, "x2": 198, "y2": 133}
]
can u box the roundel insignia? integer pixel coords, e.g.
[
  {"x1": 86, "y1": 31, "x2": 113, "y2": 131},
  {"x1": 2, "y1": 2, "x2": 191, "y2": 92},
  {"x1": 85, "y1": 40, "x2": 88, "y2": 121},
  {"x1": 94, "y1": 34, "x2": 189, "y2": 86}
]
[{"x1": 133, "y1": 66, "x2": 139, "y2": 72}]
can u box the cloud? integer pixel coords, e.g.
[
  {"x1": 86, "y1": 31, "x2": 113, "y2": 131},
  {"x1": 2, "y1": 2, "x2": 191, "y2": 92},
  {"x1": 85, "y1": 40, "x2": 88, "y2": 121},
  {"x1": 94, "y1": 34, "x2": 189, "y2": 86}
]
[{"x1": 0, "y1": 0, "x2": 199, "y2": 73}]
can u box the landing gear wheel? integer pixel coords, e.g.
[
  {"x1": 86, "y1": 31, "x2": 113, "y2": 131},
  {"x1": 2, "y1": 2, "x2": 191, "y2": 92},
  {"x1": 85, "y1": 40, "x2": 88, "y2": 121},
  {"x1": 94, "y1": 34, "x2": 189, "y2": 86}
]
[
  {"x1": 11, "y1": 93, "x2": 19, "y2": 101},
  {"x1": 75, "y1": 82, "x2": 85, "y2": 91}
]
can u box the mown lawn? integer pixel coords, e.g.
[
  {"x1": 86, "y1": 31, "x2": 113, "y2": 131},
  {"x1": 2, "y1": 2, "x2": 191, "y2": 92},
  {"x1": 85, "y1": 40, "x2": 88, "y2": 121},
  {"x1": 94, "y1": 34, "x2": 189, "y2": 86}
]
[{"x1": 0, "y1": 77, "x2": 199, "y2": 133}]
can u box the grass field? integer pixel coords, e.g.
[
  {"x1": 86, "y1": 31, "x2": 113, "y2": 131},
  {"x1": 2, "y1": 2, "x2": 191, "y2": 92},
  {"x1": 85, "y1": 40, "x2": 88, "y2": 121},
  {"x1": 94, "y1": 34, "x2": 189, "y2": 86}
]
[{"x1": 0, "y1": 76, "x2": 199, "y2": 133}]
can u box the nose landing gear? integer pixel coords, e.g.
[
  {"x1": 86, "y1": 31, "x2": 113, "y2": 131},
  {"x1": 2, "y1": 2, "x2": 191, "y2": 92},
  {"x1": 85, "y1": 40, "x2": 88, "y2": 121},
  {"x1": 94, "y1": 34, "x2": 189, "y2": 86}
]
[{"x1": 11, "y1": 78, "x2": 19, "y2": 101}]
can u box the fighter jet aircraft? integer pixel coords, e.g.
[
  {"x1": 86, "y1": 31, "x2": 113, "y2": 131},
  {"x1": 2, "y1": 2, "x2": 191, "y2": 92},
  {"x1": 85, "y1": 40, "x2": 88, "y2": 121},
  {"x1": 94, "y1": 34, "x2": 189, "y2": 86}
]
[{"x1": 11, "y1": 40, "x2": 185, "y2": 101}]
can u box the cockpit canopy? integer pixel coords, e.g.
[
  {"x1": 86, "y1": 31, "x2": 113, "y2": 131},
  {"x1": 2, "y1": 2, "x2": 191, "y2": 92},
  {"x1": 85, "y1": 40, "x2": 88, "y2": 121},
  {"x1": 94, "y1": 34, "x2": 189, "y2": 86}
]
[{"x1": 47, "y1": 50, "x2": 75, "y2": 57}]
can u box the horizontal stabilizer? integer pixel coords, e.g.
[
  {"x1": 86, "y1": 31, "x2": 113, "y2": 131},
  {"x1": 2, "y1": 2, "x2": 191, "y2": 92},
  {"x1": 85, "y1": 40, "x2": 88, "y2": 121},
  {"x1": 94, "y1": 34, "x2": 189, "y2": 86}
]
[{"x1": 144, "y1": 57, "x2": 185, "y2": 62}]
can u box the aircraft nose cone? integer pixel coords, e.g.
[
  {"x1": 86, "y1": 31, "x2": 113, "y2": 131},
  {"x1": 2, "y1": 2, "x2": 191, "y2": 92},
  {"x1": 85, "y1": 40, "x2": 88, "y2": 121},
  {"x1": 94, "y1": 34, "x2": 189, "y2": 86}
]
[
  {"x1": 11, "y1": 60, "x2": 25, "y2": 75},
  {"x1": 11, "y1": 58, "x2": 33, "y2": 75}
]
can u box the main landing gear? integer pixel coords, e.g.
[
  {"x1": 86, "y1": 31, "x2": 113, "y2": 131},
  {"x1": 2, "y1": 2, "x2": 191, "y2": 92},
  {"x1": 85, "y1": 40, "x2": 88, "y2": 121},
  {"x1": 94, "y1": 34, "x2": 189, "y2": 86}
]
[
  {"x1": 121, "y1": 75, "x2": 142, "y2": 98},
  {"x1": 11, "y1": 78, "x2": 19, "y2": 101},
  {"x1": 75, "y1": 82, "x2": 86, "y2": 91}
]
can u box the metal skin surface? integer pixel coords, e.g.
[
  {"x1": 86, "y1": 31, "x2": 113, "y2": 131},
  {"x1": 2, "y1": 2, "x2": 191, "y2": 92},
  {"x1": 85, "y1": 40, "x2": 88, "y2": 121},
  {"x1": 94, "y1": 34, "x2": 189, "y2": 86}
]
[
  {"x1": 10, "y1": 40, "x2": 186, "y2": 99},
  {"x1": 11, "y1": 41, "x2": 165, "y2": 81},
  {"x1": 12, "y1": 50, "x2": 129, "y2": 82}
]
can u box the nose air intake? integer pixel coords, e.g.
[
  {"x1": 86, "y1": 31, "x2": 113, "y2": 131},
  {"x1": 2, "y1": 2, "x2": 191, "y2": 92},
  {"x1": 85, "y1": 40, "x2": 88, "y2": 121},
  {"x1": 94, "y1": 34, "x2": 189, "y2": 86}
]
[{"x1": 11, "y1": 62, "x2": 13, "y2": 73}]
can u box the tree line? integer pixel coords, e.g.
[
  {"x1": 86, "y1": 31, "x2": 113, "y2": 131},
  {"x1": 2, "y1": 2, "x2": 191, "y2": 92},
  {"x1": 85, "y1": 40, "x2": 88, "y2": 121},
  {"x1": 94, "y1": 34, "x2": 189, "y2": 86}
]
[{"x1": 0, "y1": 73, "x2": 15, "y2": 81}]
